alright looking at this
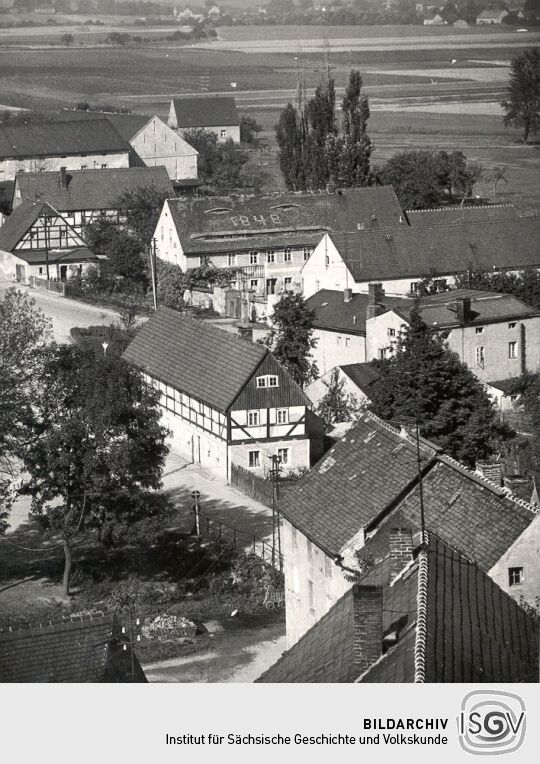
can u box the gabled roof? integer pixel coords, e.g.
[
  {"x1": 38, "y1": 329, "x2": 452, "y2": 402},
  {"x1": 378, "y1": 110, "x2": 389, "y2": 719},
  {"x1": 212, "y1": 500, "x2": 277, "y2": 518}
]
[
  {"x1": 165, "y1": 187, "x2": 405, "y2": 255},
  {"x1": 280, "y1": 412, "x2": 538, "y2": 567},
  {"x1": 170, "y1": 96, "x2": 239, "y2": 128},
  {"x1": 0, "y1": 120, "x2": 131, "y2": 160},
  {"x1": 14, "y1": 167, "x2": 174, "y2": 212},
  {"x1": 14, "y1": 246, "x2": 100, "y2": 266},
  {"x1": 0, "y1": 199, "x2": 49, "y2": 251},
  {"x1": 340, "y1": 363, "x2": 380, "y2": 392},
  {"x1": 306, "y1": 288, "x2": 409, "y2": 335},
  {"x1": 258, "y1": 534, "x2": 539, "y2": 683},
  {"x1": 406, "y1": 205, "x2": 518, "y2": 227},
  {"x1": 0, "y1": 612, "x2": 147, "y2": 683},
  {"x1": 329, "y1": 217, "x2": 540, "y2": 282},
  {"x1": 394, "y1": 289, "x2": 540, "y2": 329},
  {"x1": 122, "y1": 307, "x2": 268, "y2": 412},
  {"x1": 278, "y1": 412, "x2": 438, "y2": 554}
]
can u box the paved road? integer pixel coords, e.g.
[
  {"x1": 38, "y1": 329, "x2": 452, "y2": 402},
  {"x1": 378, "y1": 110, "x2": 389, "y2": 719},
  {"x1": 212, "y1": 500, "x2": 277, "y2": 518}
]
[{"x1": 0, "y1": 280, "x2": 119, "y2": 343}]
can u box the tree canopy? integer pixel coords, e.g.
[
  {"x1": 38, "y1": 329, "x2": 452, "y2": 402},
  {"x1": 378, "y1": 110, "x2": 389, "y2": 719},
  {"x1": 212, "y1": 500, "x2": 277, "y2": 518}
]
[
  {"x1": 0, "y1": 289, "x2": 50, "y2": 531},
  {"x1": 368, "y1": 305, "x2": 512, "y2": 467},
  {"x1": 20, "y1": 343, "x2": 170, "y2": 594},
  {"x1": 454, "y1": 267, "x2": 540, "y2": 311},
  {"x1": 275, "y1": 69, "x2": 372, "y2": 191},
  {"x1": 317, "y1": 369, "x2": 363, "y2": 425},
  {"x1": 502, "y1": 48, "x2": 540, "y2": 143},
  {"x1": 262, "y1": 293, "x2": 318, "y2": 388}
]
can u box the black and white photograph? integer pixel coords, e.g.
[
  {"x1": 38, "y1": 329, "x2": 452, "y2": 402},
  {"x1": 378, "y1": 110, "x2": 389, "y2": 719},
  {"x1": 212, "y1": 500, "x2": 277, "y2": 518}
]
[{"x1": 0, "y1": 0, "x2": 539, "y2": 694}]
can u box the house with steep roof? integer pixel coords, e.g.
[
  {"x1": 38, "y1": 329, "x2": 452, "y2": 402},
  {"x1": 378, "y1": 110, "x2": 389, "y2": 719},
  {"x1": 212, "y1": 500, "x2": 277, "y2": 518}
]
[
  {"x1": 477, "y1": 8, "x2": 509, "y2": 23},
  {"x1": 277, "y1": 412, "x2": 540, "y2": 647},
  {"x1": 12, "y1": 166, "x2": 174, "y2": 236},
  {"x1": 0, "y1": 612, "x2": 146, "y2": 683},
  {"x1": 55, "y1": 111, "x2": 199, "y2": 183},
  {"x1": 168, "y1": 96, "x2": 240, "y2": 143},
  {"x1": 122, "y1": 307, "x2": 324, "y2": 479},
  {"x1": 306, "y1": 362, "x2": 379, "y2": 415},
  {"x1": 0, "y1": 199, "x2": 103, "y2": 284},
  {"x1": 0, "y1": 120, "x2": 131, "y2": 182},
  {"x1": 257, "y1": 533, "x2": 539, "y2": 683},
  {"x1": 154, "y1": 187, "x2": 405, "y2": 302},
  {"x1": 302, "y1": 218, "x2": 540, "y2": 298},
  {"x1": 365, "y1": 287, "x2": 540, "y2": 388}
]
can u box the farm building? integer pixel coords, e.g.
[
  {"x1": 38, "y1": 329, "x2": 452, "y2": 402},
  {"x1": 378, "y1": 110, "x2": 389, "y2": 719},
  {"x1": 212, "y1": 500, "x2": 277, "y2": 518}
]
[
  {"x1": 12, "y1": 166, "x2": 174, "y2": 236},
  {"x1": 122, "y1": 308, "x2": 324, "y2": 480},
  {"x1": 305, "y1": 362, "x2": 380, "y2": 414},
  {"x1": 271, "y1": 411, "x2": 540, "y2": 650},
  {"x1": 476, "y1": 9, "x2": 509, "y2": 24},
  {"x1": 167, "y1": 96, "x2": 240, "y2": 143},
  {"x1": 0, "y1": 120, "x2": 131, "y2": 182},
  {"x1": 405, "y1": 204, "x2": 519, "y2": 227},
  {"x1": 301, "y1": 217, "x2": 540, "y2": 298},
  {"x1": 0, "y1": 199, "x2": 103, "y2": 284},
  {"x1": 154, "y1": 187, "x2": 405, "y2": 303},
  {"x1": 55, "y1": 111, "x2": 199, "y2": 184}
]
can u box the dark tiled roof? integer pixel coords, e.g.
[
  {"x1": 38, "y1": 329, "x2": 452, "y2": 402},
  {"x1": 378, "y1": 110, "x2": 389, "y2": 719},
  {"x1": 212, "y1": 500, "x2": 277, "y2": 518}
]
[
  {"x1": 14, "y1": 247, "x2": 99, "y2": 265},
  {"x1": 15, "y1": 167, "x2": 173, "y2": 212},
  {"x1": 278, "y1": 412, "x2": 438, "y2": 554},
  {"x1": 0, "y1": 199, "x2": 47, "y2": 251},
  {"x1": 488, "y1": 378, "x2": 520, "y2": 394},
  {"x1": 395, "y1": 457, "x2": 537, "y2": 571},
  {"x1": 331, "y1": 217, "x2": 540, "y2": 282},
  {"x1": 0, "y1": 120, "x2": 131, "y2": 159},
  {"x1": 340, "y1": 363, "x2": 380, "y2": 392},
  {"x1": 122, "y1": 307, "x2": 267, "y2": 411},
  {"x1": 171, "y1": 96, "x2": 239, "y2": 128},
  {"x1": 400, "y1": 289, "x2": 540, "y2": 328},
  {"x1": 406, "y1": 205, "x2": 518, "y2": 227},
  {"x1": 306, "y1": 288, "x2": 409, "y2": 334},
  {"x1": 166, "y1": 187, "x2": 404, "y2": 255},
  {"x1": 0, "y1": 612, "x2": 147, "y2": 683}
]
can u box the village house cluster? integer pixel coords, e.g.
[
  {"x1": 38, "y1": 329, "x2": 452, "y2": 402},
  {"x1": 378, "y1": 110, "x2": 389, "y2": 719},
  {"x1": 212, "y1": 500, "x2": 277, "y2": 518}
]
[{"x1": 0, "y1": 91, "x2": 539, "y2": 684}]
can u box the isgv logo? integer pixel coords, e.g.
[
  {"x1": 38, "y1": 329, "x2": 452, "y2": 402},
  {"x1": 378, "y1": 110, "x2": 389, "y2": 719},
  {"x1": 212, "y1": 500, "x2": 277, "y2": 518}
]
[{"x1": 457, "y1": 690, "x2": 526, "y2": 755}]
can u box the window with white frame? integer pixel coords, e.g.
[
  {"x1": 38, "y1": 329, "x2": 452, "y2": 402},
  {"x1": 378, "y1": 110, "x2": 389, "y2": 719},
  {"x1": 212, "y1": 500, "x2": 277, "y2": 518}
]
[
  {"x1": 256, "y1": 375, "x2": 279, "y2": 388},
  {"x1": 303, "y1": 247, "x2": 312, "y2": 261},
  {"x1": 278, "y1": 447, "x2": 289, "y2": 465},
  {"x1": 249, "y1": 251, "x2": 258, "y2": 264},
  {"x1": 337, "y1": 336, "x2": 342, "y2": 346},
  {"x1": 508, "y1": 567, "x2": 524, "y2": 586},
  {"x1": 388, "y1": 327, "x2": 396, "y2": 337},
  {"x1": 250, "y1": 279, "x2": 258, "y2": 290},
  {"x1": 508, "y1": 322, "x2": 517, "y2": 329},
  {"x1": 379, "y1": 348, "x2": 388, "y2": 360},
  {"x1": 276, "y1": 408, "x2": 288, "y2": 424},
  {"x1": 410, "y1": 281, "x2": 420, "y2": 294},
  {"x1": 220, "y1": 129, "x2": 226, "y2": 138},
  {"x1": 248, "y1": 410, "x2": 259, "y2": 426},
  {"x1": 509, "y1": 341, "x2": 518, "y2": 359},
  {"x1": 227, "y1": 253, "x2": 236, "y2": 266},
  {"x1": 248, "y1": 450, "x2": 260, "y2": 468},
  {"x1": 345, "y1": 337, "x2": 351, "y2": 348},
  {"x1": 284, "y1": 276, "x2": 292, "y2": 290},
  {"x1": 267, "y1": 250, "x2": 275, "y2": 263},
  {"x1": 476, "y1": 346, "x2": 485, "y2": 368},
  {"x1": 283, "y1": 248, "x2": 292, "y2": 263}
]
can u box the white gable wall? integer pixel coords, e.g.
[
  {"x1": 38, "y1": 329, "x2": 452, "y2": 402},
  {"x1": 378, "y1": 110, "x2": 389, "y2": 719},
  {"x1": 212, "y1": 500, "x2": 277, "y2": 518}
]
[
  {"x1": 154, "y1": 201, "x2": 187, "y2": 268},
  {"x1": 302, "y1": 234, "x2": 355, "y2": 298},
  {"x1": 130, "y1": 116, "x2": 198, "y2": 181}
]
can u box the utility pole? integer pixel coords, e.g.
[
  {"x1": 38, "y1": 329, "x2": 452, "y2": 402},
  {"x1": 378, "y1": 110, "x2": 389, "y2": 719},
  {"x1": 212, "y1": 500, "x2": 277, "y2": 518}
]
[
  {"x1": 269, "y1": 454, "x2": 282, "y2": 570},
  {"x1": 191, "y1": 490, "x2": 201, "y2": 536},
  {"x1": 43, "y1": 209, "x2": 50, "y2": 281},
  {"x1": 149, "y1": 238, "x2": 158, "y2": 311}
]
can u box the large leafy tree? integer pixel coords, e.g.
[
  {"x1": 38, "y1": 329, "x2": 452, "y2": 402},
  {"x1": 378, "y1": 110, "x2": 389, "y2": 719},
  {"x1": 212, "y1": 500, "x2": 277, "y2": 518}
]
[
  {"x1": 369, "y1": 306, "x2": 512, "y2": 467},
  {"x1": 275, "y1": 103, "x2": 306, "y2": 191},
  {"x1": 20, "y1": 344, "x2": 170, "y2": 595},
  {"x1": 502, "y1": 48, "x2": 540, "y2": 143},
  {"x1": 263, "y1": 293, "x2": 318, "y2": 387},
  {"x1": 0, "y1": 289, "x2": 51, "y2": 532},
  {"x1": 454, "y1": 268, "x2": 540, "y2": 311},
  {"x1": 114, "y1": 184, "x2": 171, "y2": 248},
  {"x1": 317, "y1": 369, "x2": 362, "y2": 425},
  {"x1": 84, "y1": 218, "x2": 148, "y2": 292}
]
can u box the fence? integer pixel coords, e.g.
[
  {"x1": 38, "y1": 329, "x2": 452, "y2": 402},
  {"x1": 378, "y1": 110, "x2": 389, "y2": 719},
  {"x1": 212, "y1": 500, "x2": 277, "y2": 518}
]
[
  {"x1": 230, "y1": 463, "x2": 274, "y2": 508},
  {"x1": 197, "y1": 510, "x2": 283, "y2": 571},
  {"x1": 30, "y1": 277, "x2": 65, "y2": 296}
]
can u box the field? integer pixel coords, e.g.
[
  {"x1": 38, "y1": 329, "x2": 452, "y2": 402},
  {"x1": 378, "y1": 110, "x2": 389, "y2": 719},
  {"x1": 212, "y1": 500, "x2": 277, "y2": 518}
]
[{"x1": 0, "y1": 23, "x2": 538, "y2": 213}]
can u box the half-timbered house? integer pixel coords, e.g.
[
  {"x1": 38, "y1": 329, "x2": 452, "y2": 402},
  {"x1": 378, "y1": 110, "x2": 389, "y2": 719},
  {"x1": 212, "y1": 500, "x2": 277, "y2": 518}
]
[
  {"x1": 122, "y1": 308, "x2": 323, "y2": 479},
  {"x1": 0, "y1": 199, "x2": 103, "y2": 283}
]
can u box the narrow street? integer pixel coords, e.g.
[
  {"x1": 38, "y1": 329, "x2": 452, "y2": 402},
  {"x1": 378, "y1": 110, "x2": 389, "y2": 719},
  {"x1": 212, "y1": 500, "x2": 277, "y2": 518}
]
[{"x1": 0, "y1": 279, "x2": 120, "y2": 343}]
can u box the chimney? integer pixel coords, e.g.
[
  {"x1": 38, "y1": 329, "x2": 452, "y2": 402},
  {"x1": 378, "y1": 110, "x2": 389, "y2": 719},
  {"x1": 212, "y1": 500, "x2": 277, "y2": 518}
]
[
  {"x1": 366, "y1": 282, "x2": 385, "y2": 320},
  {"x1": 59, "y1": 166, "x2": 68, "y2": 189},
  {"x1": 475, "y1": 460, "x2": 502, "y2": 486},
  {"x1": 352, "y1": 585, "x2": 383, "y2": 676},
  {"x1": 344, "y1": 287, "x2": 353, "y2": 303},
  {"x1": 389, "y1": 528, "x2": 414, "y2": 581},
  {"x1": 456, "y1": 297, "x2": 472, "y2": 325}
]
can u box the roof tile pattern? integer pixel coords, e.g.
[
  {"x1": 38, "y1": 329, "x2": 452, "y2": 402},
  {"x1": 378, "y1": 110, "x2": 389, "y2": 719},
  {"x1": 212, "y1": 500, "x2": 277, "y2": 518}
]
[
  {"x1": 406, "y1": 205, "x2": 518, "y2": 227},
  {"x1": 0, "y1": 120, "x2": 131, "y2": 159},
  {"x1": 171, "y1": 96, "x2": 239, "y2": 128},
  {"x1": 122, "y1": 308, "x2": 267, "y2": 411}
]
